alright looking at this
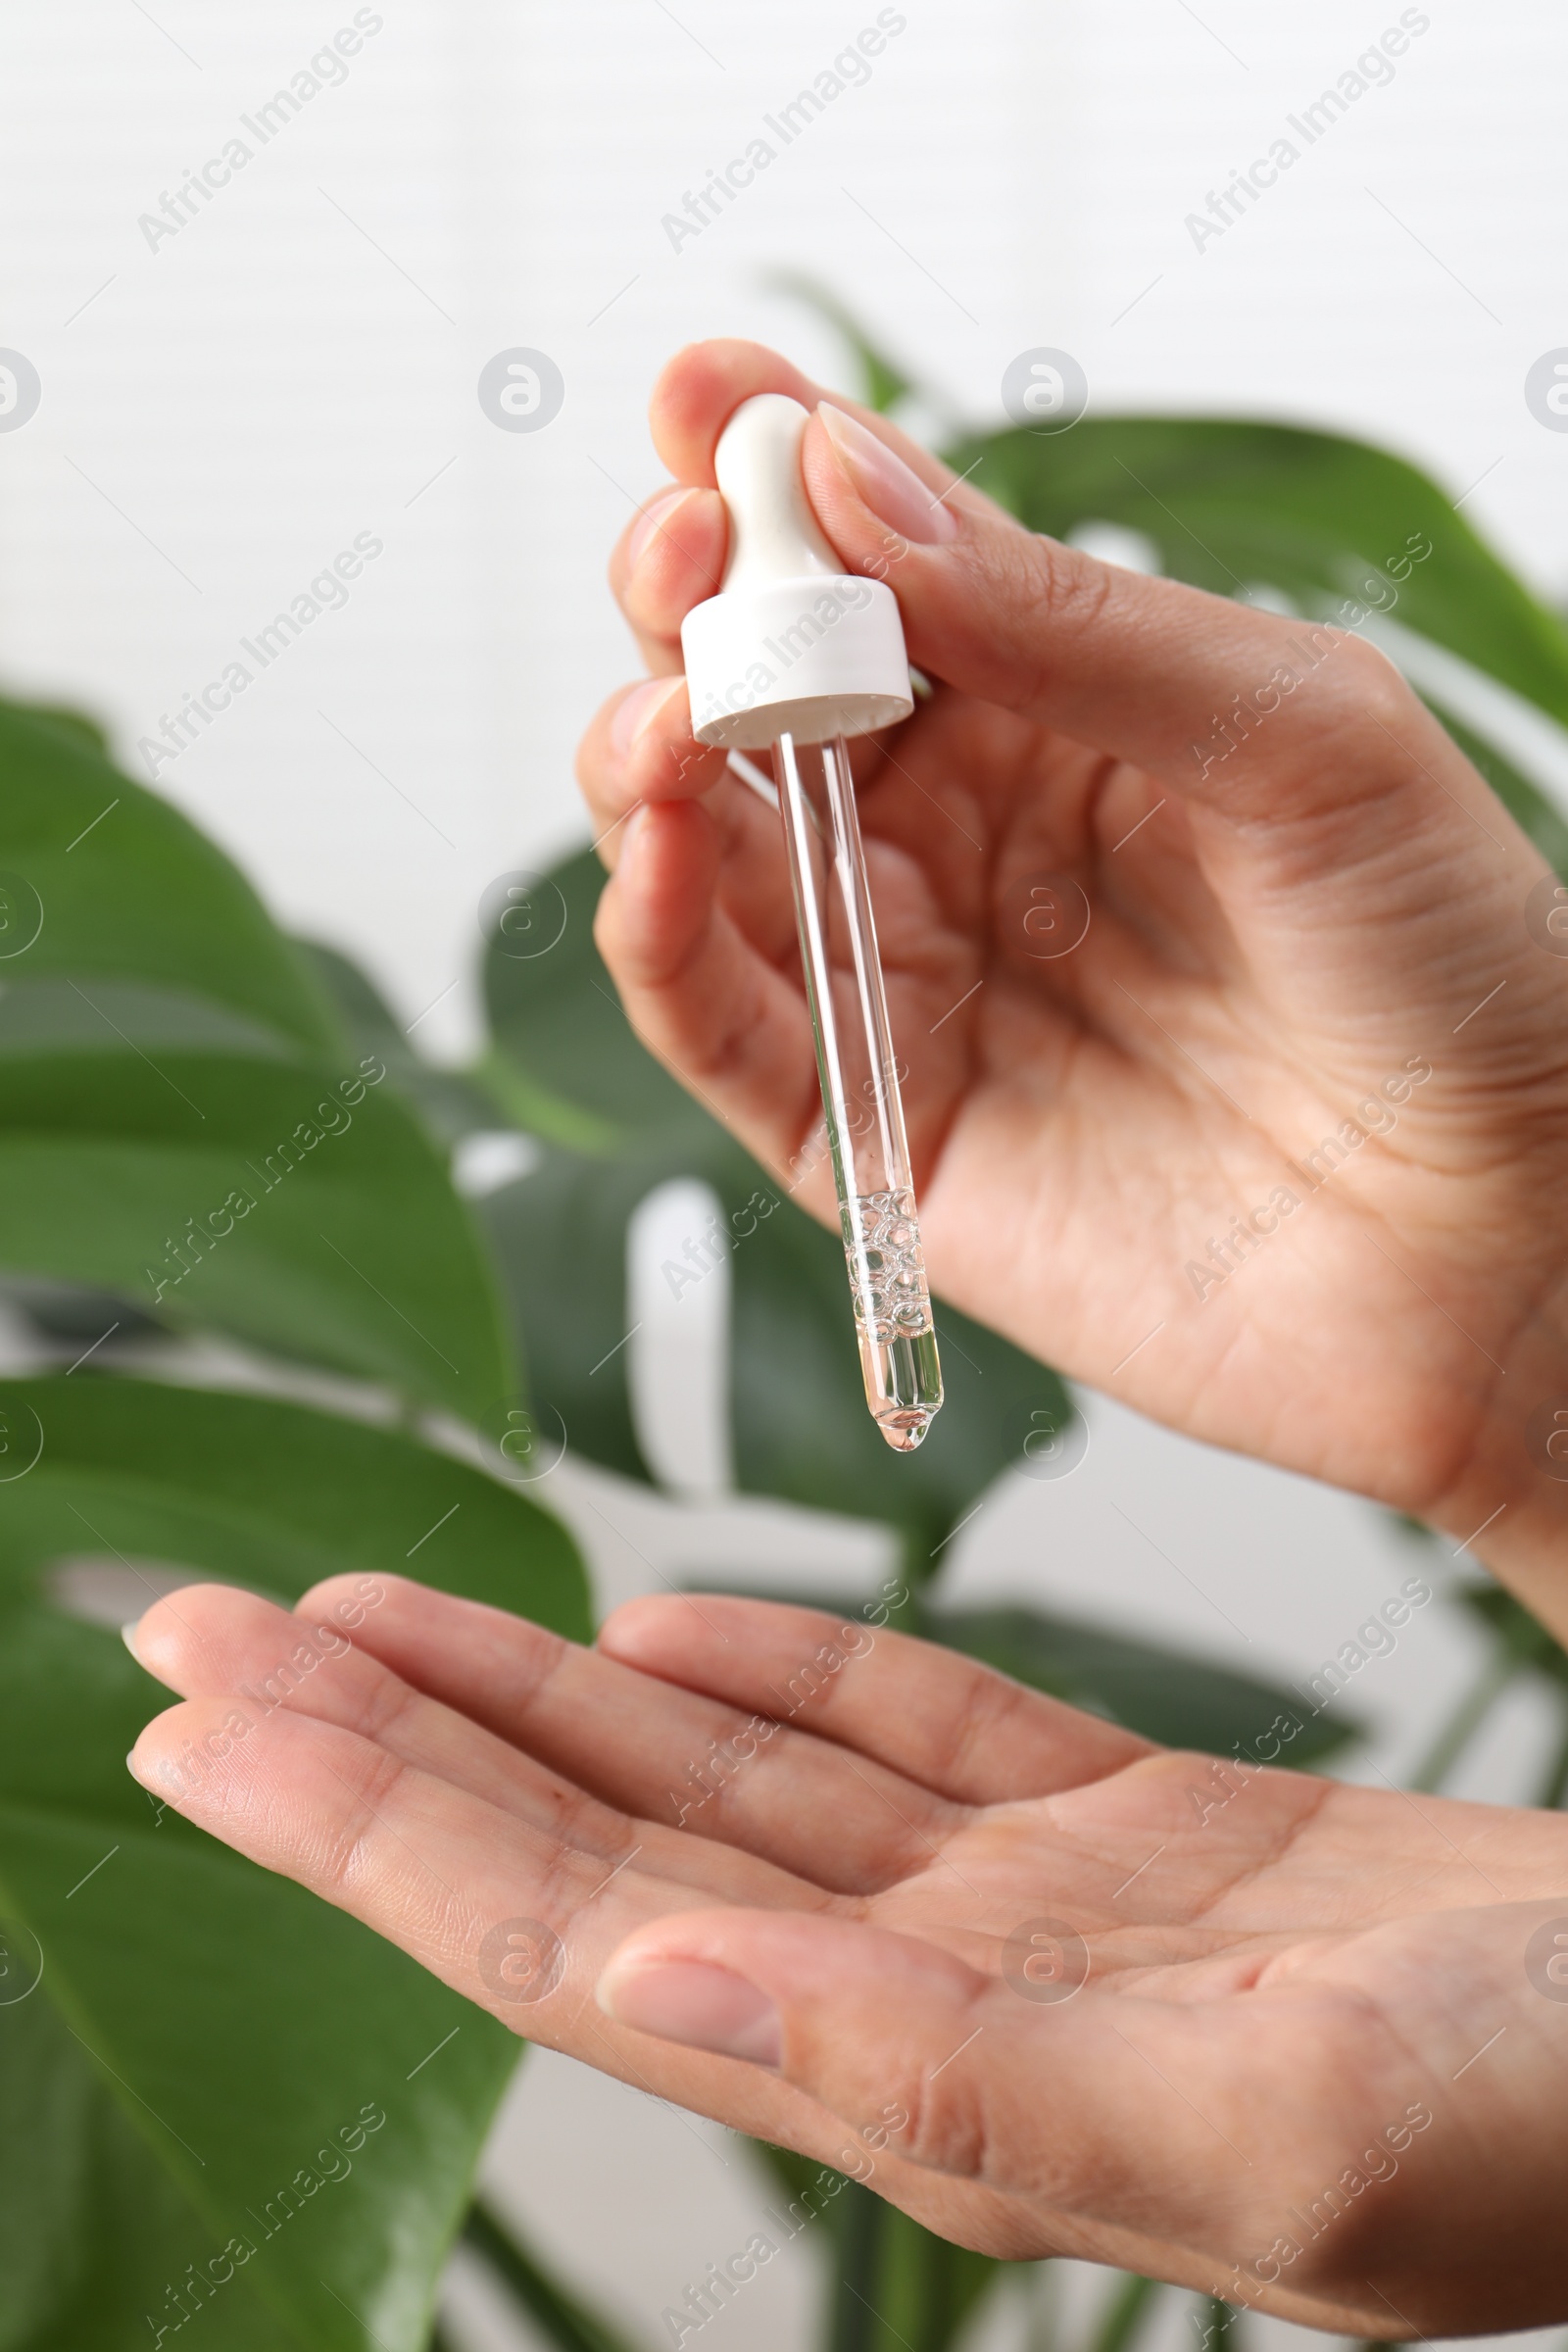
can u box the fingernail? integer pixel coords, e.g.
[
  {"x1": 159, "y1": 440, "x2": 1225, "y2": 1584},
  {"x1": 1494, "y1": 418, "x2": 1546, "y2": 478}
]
[
  {"x1": 815, "y1": 403, "x2": 958, "y2": 545},
  {"x1": 611, "y1": 675, "x2": 685, "y2": 762},
  {"x1": 125, "y1": 1747, "x2": 148, "y2": 1785},
  {"x1": 122, "y1": 1618, "x2": 145, "y2": 1666},
  {"x1": 627, "y1": 487, "x2": 697, "y2": 575},
  {"x1": 597, "y1": 1958, "x2": 781, "y2": 2068}
]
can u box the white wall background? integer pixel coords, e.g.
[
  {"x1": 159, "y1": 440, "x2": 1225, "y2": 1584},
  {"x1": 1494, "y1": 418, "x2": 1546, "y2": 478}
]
[{"x1": 2, "y1": 4, "x2": 1566, "y2": 2349}]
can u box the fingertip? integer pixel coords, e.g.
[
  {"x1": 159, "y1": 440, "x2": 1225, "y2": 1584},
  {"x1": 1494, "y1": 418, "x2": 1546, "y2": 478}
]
[
  {"x1": 595, "y1": 797, "x2": 719, "y2": 989},
  {"x1": 121, "y1": 1587, "x2": 235, "y2": 1684},
  {"x1": 596, "y1": 1592, "x2": 687, "y2": 1664},
  {"x1": 616, "y1": 485, "x2": 728, "y2": 629},
  {"x1": 294, "y1": 1569, "x2": 399, "y2": 1639},
  {"x1": 125, "y1": 1699, "x2": 193, "y2": 1795},
  {"x1": 123, "y1": 1600, "x2": 178, "y2": 1678},
  {"x1": 625, "y1": 486, "x2": 698, "y2": 576},
  {"x1": 610, "y1": 675, "x2": 687, "y2": 762},
  {"x1": 601, "y1": 677, "x2": 726, "y2": 808},
  {"x1": 648, "y1": 339, "x2": 825, "y2": 481},
  {"x1": 599, "y1": 1592, "x2": 822, "y2": 1681},
  {"x1": 126, "y1": 1731, "x2": 188, "y2": 1805},
  {"x1": 294, "y1": 1570, "x2": 365, "y2": 1619}
]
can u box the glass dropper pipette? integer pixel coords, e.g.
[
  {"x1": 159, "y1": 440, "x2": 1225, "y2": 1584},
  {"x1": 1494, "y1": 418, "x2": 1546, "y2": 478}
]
[
  {"x1": 768, "y1": 730, "x2": 942, "y2": 1449},
  {"x1": 681, "y1": 393, "x2": 943, "y2": 1450}
]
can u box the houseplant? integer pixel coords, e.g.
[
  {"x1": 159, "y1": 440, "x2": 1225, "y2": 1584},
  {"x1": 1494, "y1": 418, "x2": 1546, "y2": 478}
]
[{"x1": 2, "y1": 312, "x2": 1566, "y2": 2351}]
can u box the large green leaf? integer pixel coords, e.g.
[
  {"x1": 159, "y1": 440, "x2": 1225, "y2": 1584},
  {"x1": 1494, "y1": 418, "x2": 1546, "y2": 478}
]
[
  {"x1": 0, "y1": 1049, "x2": 512, "y2": 1421},
  {"x1": 0, "y1": 703, "x2": 514, "y2": 1419},
  {"x1": 940, "y1": 417, "x2": 1568, "y2": 730},
  {"x1": 476, "y1": 1138, "x2": 661, "y2": 1489},
  {"x1": 482, "y1": 850, "x2": 692, "y2": 1145},
  {"x1": 1456, "y1": 1582, "x2": 1568, "y2": 1688},
  {"x1": 0, "y1": 1375, "x2": 589, "y2": 2352},
  {"x1": 0, "y1": 1985, "x2": 296, "y2": 2352},
  {"x1": 0, "y1": 701, "x2": 338, "y2": 1056},
  {"x1": 461, "y1": 2203, "x2": 646, "y2": 2352},
  {"x1": 299, "y1": 942, "x2": 501, "y2": 1151}
]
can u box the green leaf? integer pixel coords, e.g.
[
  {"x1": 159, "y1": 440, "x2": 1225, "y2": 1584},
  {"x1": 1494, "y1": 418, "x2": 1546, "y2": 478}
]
[
  {"x1": 834, "y1": 2191, "x2": 998, "y2": 2352},
  {"x1": 299, "y1": 942, "x2": 501, "y2": 1150},
  {"x1": 0, "y1": 1375, "x2": 589, "y2": 2352},
  {"x1": 1456, "y1": 1583, "x2": 1568, "y2": 1687},
  {"x1": 463, "y1": 2201, "x2": 648, "y2": 2352},
  {"x1": 0, "y1": 1983, "x2": 300, "y2": 2352},
  {"x1": 750, "y1": 2150, "x2": 1000, "y2": 2352},
  {"x1": 943, "y1": 417, "x2": 1568, "y2": 729},
  {"x1": 482, "y1": 850, "x2": 694, "y2": 1144},
  {"x1": 1090, "y1": 2273, "x2": 1166, "y2": 2352},
  {"x1": 8, "y1": 701, "x2": 112, "y2": 760},
  {"x1": 0, "y1": 1986, "x2": 100, "y2": 2350},
  {"x1": 0, "y1": 975, "x2": 307, "y2": 1065},
  {"x1": 0, "y1": 1049, "x2": 513, "y2": 1420},
  {"x1": 476, "y1": 1138, "x2": 659, "y2": 1487},
  {"x1": 0, "y1": 700, "x2": 338, "y2": 1057}
]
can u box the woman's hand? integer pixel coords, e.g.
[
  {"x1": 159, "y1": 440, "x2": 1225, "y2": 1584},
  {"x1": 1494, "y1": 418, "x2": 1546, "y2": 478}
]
[
  {"x1": 575, "y1": 340, "x2": 1568, "y2": 1637},
  {"x1": 127, "y1": 1578, "x2": 1568, "y2": 2335}
]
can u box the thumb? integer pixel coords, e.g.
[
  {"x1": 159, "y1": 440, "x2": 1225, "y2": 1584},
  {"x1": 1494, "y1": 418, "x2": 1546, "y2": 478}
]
[
  {"x1": 801, "y1": 401, "x2": 1492, "y2": 840},
  {"x1": 597, "y1": 1906, "x2": 1242, "y2": 2227}
]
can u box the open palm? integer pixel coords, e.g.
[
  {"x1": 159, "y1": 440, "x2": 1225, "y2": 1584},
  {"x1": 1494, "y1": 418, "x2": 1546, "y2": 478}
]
[
  {"x1": 129, "y1": 1579, "x2": 1568, "y2": 2337},
  {"x1": 577, "y1": 341, "x2": 1568, "y2": 1588}
]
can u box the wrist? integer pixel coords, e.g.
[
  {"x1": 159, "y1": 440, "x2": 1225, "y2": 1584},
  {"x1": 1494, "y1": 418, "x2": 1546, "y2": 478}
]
[{"x1": 1430, "y1": 1297, "x2": 1568, "y2": 1644}]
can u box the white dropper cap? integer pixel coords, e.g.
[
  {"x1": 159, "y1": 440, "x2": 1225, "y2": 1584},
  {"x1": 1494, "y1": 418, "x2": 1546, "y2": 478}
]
[{"x1": 680, "y1": 394, "x2": 914, "y2": 753}]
